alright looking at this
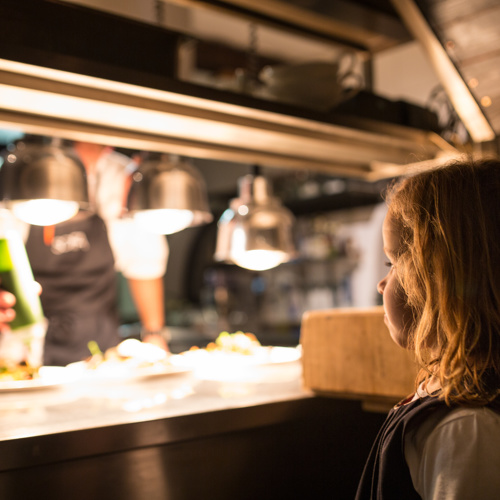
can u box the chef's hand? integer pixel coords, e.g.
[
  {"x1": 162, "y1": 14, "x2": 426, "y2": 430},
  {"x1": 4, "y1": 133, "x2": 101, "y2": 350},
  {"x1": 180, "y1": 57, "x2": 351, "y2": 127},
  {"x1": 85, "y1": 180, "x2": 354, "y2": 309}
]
[
  {"x1": 141, "y1": 328, "x2": 170, "y2": 352},
  {"x1": 0, "y1": 289, "x2": 16, "y2": 331},
  {"x1": 142, "y1": 334, "x2": 169, "y2": 352},
  {"x1": 0, "y1": 281, "x2": 42, "y2": 332}
]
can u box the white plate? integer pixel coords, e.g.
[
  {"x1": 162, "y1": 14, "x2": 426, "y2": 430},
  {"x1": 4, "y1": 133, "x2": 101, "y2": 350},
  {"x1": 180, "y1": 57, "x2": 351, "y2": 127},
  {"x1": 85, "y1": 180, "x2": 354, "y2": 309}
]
[
  {"x1": 0, "y1": 366, "x2": 70, "y2": 392},
  {"x1": 64, "y1": 361, "x2": 191, "y2": 383},
  {"x1": 170, "y1": 346, "x2": 301, "y2": 369},
  {"x1": 169, "y1": 346, "x2": 302, "y2": 383}
]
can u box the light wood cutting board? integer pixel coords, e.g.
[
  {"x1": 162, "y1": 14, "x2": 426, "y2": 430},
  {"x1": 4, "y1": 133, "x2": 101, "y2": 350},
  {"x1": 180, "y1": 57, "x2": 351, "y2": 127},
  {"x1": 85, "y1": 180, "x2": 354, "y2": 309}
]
[{"x1": 300, "y1": 306, "x2": 418, "y2": 403}]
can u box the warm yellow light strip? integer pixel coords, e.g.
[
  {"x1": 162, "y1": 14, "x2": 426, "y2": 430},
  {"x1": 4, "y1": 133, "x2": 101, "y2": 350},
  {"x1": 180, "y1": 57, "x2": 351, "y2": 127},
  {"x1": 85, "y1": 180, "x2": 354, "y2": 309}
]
[
  {"x1": 0, "y1": 59, "x2": 218, "y2": 111},
  {"x1": 0, "y1": 57, "x2": 446, "y2": 177},
  {"x1": 0, "y1": 108, "x2": 374, "y2": 177},
  {"x1": 0, "y1": 58, "x2": 361, "y2": 131},
  {"x1": 390, "y1": 0, "x2": 495, "y2": 143},
  {"x1": 0, "y1": 83, "x2": 410, "y2": 167},
  {"x1": 0, "y1": 58, "x2": 430, "y2": 146}
]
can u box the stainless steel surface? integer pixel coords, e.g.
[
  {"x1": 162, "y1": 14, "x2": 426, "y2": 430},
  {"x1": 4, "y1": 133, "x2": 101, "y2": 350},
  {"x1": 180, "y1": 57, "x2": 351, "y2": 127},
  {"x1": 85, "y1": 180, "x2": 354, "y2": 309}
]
[
  {"x1": 158, "y1": 0, "x2": 412, "y2": 53},
  {"x1": 0, "y1": 0, "x2": 455, "y2": 180},
  {"x1": 215, "y1": 173, "x2": 295, "y2": 270},
  {"x1": 127, "y1": 154, "x2": 213, "y2": 228},
  {"x1": 0, "y1": 142, "x2": 89, "y2": 206},
  {"x1": 0, "y1": 59, "x2": 451, "y2": 180},
  {"x1": 411, "y1": 0, "x2": 500, "y2": 144},
  {"x1": 391, "y1": 0, "x2": 495, "y2": 143}
]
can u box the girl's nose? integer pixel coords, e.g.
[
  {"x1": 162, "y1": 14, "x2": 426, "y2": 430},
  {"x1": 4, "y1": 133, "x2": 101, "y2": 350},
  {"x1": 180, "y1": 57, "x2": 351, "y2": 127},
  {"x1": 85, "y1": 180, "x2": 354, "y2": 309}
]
[{"x1": 377, "y1": 277, "x2": 386, "y2": 295}]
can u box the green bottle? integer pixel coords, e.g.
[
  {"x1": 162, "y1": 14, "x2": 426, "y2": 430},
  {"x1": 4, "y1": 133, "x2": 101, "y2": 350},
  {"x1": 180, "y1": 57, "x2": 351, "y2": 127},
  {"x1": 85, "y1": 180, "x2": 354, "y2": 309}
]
[{"x1": 0, "y1": 210, "x2": 44, "y2": 330}]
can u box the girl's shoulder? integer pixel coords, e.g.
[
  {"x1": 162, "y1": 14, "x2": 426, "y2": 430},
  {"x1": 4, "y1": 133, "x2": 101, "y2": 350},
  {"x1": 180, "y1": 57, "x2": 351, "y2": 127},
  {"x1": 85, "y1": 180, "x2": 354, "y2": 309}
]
[
  {"x1": 430, "y1": 404, "x2": 500, "y2": 444},
  {"x1": 405, "y1": 404, "x2": 500, "y2": 499},
  {"x1": 407, "y1": 402, "x2": 500, "y2": 448},
  {"x1": 439, "y1": 404, "x2": 500, "y2": 422}
]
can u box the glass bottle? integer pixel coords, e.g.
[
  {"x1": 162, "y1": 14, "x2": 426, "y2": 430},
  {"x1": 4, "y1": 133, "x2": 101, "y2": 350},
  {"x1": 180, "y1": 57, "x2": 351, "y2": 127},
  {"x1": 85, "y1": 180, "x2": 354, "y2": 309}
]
[{"x1": 0, "y1": 209, "x2": 46, "y2": 366}]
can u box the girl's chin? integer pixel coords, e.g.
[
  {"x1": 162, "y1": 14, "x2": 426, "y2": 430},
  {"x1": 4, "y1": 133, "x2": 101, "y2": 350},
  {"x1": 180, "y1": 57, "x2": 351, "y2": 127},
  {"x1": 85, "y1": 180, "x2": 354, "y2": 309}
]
[{"x1": 386, "y1": 323, "x2": 408, "y2": 349}]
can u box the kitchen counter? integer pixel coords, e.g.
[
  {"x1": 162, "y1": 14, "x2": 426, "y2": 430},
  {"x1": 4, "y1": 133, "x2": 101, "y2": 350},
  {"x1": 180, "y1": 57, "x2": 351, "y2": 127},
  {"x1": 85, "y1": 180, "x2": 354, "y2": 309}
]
[
  {"x1": 0, "y1": 361, "x2": 306, "y2": 443},
  {"x1": 0, "y1": 360, "x2": 386, "y2": 500}
]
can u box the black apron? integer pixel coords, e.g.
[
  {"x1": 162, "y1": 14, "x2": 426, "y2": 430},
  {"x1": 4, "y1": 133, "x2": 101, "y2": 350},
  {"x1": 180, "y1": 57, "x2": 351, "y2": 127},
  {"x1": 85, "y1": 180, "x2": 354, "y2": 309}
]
[{"x1": 26, "y1": 214, "x2": 120, "y2": 366}]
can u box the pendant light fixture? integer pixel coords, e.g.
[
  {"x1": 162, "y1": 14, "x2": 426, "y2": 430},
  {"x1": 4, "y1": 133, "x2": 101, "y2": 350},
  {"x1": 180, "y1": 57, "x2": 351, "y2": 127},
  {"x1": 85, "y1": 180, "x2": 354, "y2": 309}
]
[
  {"x1": 126, "y1": 153, "x2": 213, "y2": 235},
  {"x1": 0, "y1": 137, "x2": 89, "y2": 226},
  {"x1": 214, "y1": 166, "x2": 296, "y2": 271}
]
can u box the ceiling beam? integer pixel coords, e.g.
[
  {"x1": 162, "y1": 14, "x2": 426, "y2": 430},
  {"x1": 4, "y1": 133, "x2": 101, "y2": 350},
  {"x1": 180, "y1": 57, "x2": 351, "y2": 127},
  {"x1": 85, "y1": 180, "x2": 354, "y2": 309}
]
[{"x1": 161, "y1": 0, "x2": 411, "y2": 54}]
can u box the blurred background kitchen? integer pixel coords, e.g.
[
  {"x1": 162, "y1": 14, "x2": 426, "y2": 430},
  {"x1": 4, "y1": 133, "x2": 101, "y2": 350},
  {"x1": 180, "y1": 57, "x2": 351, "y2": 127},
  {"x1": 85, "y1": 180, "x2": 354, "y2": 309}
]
[
  {"x1": 2, "y1": 2, "x2": 500, "y2": 498},
  {"x1": 1, "y1": 0, "x2": 498, "y2": 354}
]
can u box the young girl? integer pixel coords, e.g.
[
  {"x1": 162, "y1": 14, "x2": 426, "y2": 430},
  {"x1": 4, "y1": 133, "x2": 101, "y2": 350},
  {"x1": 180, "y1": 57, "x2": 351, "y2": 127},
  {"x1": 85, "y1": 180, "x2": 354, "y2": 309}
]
[{"x1": 356, "y1": 157, "x2": 500, "y2": 499}]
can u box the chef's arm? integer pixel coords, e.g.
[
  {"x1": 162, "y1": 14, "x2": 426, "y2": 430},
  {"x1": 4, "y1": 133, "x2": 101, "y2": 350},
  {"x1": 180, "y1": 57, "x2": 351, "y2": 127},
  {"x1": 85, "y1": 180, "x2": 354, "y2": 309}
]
[
  {"x1": 127, "y1": 277, "x2": 164, "y2": 330},
  {"x1": 104, "y1": 217, "x2": 170, "y2": 350},
  {"x1": 127, "y1": 276, "x2": 169, "y2": 351}
]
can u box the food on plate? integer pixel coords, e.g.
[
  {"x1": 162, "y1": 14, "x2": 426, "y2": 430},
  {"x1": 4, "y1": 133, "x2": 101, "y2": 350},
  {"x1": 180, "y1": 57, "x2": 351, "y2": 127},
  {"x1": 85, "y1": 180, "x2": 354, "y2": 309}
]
[
  {"x1": 172, "y1": 331, "x2": 301, "y2": 369},
  {"x1": 0, "y1": 360, "x2": 38, "y2": 381},
  {"x1": 194, "y1": 331, "x2": 261, "y2": 355},
  {"x1": 86, "y1": 338, "x2": 168, "y2": 368},
  {"x1": 66, "y1": 338, "x2": 173, "y2": 378}
]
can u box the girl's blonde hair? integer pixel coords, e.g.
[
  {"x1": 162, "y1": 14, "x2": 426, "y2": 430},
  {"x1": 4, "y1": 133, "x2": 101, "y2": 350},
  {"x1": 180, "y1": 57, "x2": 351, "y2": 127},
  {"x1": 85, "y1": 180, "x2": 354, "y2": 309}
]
[{"x1": 386, "y1": 157, "x2": 500, "y2": 405}]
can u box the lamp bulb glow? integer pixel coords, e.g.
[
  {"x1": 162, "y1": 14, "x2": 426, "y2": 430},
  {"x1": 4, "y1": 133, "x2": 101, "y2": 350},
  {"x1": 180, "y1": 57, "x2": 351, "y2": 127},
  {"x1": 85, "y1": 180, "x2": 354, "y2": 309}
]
[
  {"x1": 232, "y1": 249, "x2": 288, "y2": 271},
  {"x1": 11, "y1": 199, "x2": 79, "y2": 226},
  {"x1": 133, "y1": 209, "x2": 194, "y2": 234}
]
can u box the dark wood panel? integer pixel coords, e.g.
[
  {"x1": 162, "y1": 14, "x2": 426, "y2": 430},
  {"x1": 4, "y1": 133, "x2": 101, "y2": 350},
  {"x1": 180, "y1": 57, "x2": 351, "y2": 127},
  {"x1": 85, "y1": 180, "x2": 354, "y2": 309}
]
[{"x1": 0, "y1": 397, "x2": 386, "y2": 500}]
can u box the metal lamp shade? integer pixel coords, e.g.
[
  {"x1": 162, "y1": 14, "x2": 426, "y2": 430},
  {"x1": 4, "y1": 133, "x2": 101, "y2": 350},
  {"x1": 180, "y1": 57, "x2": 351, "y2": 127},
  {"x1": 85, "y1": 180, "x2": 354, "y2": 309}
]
[
  {"x1": 0, "y1": 143, "x2": 89, "y2": 225},
  {"x1": 127, "y1": 155, "x2": 213, "y2": 234},
  {"x1": 215, "y1": 174, "x2": 296, "y2": 271}
]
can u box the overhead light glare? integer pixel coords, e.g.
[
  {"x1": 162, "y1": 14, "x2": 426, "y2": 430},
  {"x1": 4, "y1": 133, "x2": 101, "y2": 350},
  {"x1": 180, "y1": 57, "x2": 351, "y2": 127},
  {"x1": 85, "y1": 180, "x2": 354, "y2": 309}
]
[
  {"x1": 11, "y1": 199, "x2": 79, "y2": 226},
  {"x1": 232, "y1": 249, "x2": 290, "y2": 271},
  {"x1": 0, "y1": 139, "x2": 89, "y2": 225},
  {"x1": 126, "y1": 154, "x2": 212, "y2": 235},
  {"x1": 214, "y1": 168, "x2": 296, "y2": 271}
]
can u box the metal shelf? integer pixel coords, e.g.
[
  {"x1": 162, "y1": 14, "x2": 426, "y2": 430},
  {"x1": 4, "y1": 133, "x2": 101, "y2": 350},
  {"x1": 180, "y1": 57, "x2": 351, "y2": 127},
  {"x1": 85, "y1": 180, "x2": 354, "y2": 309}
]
[{"x1": 0, "y1": 0, "x2": 455, "y2": 179}]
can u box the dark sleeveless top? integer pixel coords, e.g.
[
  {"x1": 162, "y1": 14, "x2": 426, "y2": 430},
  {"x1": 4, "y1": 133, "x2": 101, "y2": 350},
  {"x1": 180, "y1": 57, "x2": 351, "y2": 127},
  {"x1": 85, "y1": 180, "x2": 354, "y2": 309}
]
[
  {"x1": 26, "y1": 214, "x2": 120, "y2": 366},
  {"x1": 355, "y1": 393, "x2": 452, "y2": 500},
  {"x1": 356, "y1": 386, "x2": 500, "y2": 500}
]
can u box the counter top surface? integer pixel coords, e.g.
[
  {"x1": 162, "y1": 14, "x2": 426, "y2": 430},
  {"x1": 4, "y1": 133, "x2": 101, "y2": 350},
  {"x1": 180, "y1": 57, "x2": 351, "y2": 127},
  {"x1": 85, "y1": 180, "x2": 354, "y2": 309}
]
[
  {"x1": 0, "y1": 360, "x2": 310, "y2": 442},
  {"x1": 0, "y1": 359, "x2": 387, "y2": 500}
]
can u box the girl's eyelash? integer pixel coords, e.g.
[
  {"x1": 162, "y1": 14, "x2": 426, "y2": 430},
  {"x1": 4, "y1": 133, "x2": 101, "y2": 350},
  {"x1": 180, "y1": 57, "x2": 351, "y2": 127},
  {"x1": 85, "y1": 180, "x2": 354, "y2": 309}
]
[{"x1": 385, "y1": 261, "x2": 393, "y2": 268}]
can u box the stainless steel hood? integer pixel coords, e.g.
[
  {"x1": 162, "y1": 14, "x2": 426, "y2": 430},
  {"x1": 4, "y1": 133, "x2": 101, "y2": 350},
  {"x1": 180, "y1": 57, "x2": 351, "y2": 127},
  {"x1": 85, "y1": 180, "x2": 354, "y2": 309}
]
[
  {"x1": 169, "y1": 0, "x2": 498, "y2": 145},
  {"x1": 0, "y1": 0, "x2": 459, "y2": 180}
]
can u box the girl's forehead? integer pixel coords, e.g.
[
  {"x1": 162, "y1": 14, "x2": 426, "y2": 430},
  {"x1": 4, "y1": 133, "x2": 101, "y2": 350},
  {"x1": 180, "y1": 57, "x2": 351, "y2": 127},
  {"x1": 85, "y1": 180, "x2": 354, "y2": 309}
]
[
  {"x1": 383, "y1": 211, "x2": 399, "y2": 232},
  {"x1": 382, "y1": 212, "x2": 403, "y2": 251}
]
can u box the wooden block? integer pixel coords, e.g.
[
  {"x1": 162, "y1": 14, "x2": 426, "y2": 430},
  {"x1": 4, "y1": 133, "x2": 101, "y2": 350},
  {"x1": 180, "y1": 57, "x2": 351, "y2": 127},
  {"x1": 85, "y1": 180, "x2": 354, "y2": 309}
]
[{"x1": 300, "y1": 307, "x2": 418, "y2": 402}]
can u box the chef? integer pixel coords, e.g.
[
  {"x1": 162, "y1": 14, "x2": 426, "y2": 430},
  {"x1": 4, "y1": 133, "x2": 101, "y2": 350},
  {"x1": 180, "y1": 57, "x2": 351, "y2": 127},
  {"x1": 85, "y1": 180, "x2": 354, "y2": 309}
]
[{"x1": 1, "y1": 137, "x2": 169, "y2": 366}]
